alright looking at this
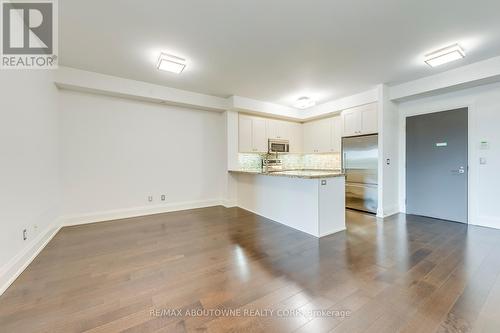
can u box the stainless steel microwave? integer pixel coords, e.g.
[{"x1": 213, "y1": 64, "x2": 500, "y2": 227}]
[{"x1": 268, "y1": 139, "x2": 290, "y2": 153}]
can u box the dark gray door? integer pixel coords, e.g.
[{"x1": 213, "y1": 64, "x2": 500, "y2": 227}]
[{"x1": 406, "y1": 108, "x2": 468, "y2": 223}]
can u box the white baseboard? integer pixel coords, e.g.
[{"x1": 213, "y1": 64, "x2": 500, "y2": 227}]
[
  {"x1": 381, "y1": 205, "x2": 402, "y2": 218},
  {"x1": 0, "y1": 220, "x2": 62, "y2": 296},
  {"x1": 319, "y1": 226, "x2": 347, "y2": 238},
  {"x1": 61, "y1": 199, "x2": 224, "y2": 226},
  {"x1": 221, "y1": 199, "x2": 237, "y2": 208},
  {"x1": 376, "y1": 204, "x2": 401, "y2": 219},
  {"x1": 469, "y1": 215, "x2": 500, "y2": 230}
]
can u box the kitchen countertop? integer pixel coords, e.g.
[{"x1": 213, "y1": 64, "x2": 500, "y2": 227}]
[{"x1": 229, "y1": 169, "x2": 345, "y2": 179}]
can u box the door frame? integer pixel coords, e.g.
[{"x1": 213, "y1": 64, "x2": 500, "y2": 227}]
[{"x1": 399, "y1": 104, "x2": 473, "y2": 224}]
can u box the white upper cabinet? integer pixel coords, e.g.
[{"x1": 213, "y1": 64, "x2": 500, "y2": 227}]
[
  {"x1": 360, "y1": 104, "x2": 378, "y2": 135},
  {"x1": 288, "y1": 122, "x2": 303, "y2": 153},
  {"x1": 303, "y1": 115, "x2": 342, "y2": 153},
  {"x1": 302, "y1": 121, "x2": 315, "y2": 153},
  {"x1": 316, "y1": 118, "x2": 332, "y2": 153},
  {"x1": 342, "y1": 108, "x2": 362, "y2": 137},
  {"x1": 266, "y1": 119, "x2": 290, "y2": 140},
  {"x1": 239, "y1": 115, "x2": 302, "y2": 153},
  {"x1": 252, "y1": 118, "x2": 268, "y2": 152},
  {"x1": 238, "y1": 114, "x2": 267, "y2": 153},
  {"x1": 330, "y1": 116, "x2": 342, "y2": 153},
  {"x1": 238, "y1": 115, "x2": 253, "y2": 152},
  {"x1": 303, "y1": 118, "x2": 331, "y2": 153},
  {"x1": 238, "y1": 110, "x2": 360, "y2": 154},
  {"x1": 341, "y1": 103, "x2": 378, "y2": 137}
]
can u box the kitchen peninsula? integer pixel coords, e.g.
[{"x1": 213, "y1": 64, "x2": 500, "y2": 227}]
[{"x1": 229, "y1": 169, "x2": 346, "y2": 238}]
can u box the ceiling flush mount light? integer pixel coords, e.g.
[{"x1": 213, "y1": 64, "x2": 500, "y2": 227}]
[
  {"x1": 157, "y1": 53, "x2": 187, "y2": 73},
  {"x1": 424, "y1": 44, "x2": 465, "y2": 67},
  {"x1": 294, "y1": 97, "x2": 316, "y2": 109}
]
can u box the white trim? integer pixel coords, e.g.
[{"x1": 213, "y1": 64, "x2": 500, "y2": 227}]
[
  {"x1": 390, "y1": 55, "x2": 500, "y2": 101},
  {"x1": 318, "y1": 226, "x2": 347, "y2": 238},
  {"x1": 470, "y1": 216, "x2": 500, "y2": 230},
  {"x1": 221, "y1": 200, "x2": 237, "y2": 208},
  {"x1": 56, "y1": 67, "x2": 380, "y2": 121},
  {"x1": 61, "y1": 199, "x2": 224, "y2": 226},
  {"x1": 55, "y1": 67, "x2": 229, "y2": 112},
  {"x1": 380, "y1": 205, "x2": 401, "y2": 218},
  {"x1": 399, "y1": 105, "x2": 472, "y2": 224},
  {"x1": 303, "y1": 88, "x2": 379, "y2": 121},
  {"x1": 0, "y1": 220, "x2": 62, "y2": 296}
]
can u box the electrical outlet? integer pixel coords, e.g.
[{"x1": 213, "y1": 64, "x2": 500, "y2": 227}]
[
  {"x1": 23, "y1": 229, "x2": 27, "y2": 241},
  {"x1": 148, "y1": 196, "x2": 153, "y2": 202},
  {"x1": 161, "y1": 194, "x2": 166, "y2": 201}
]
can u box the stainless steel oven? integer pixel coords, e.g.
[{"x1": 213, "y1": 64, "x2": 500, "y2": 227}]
[{"x1": 268, "y1": 139, "x2": 289, "y2": 153}]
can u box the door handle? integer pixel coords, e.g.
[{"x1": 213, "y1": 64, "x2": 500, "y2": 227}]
[{"x1": 451, "y1": 166, "x2": 466, "y2": 174}]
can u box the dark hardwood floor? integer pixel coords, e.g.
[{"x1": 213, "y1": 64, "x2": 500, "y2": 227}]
[{"x1": 1, "y1": 207, "x2": 500, "y2": 332}]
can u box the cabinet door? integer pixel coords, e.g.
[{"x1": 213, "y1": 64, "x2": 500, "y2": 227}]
[
  {"x1": 330, "y1": 116, "x2": 342, "y2": 153},
  {"x1": 303, "y1": 119, "x2": 330, "y2": 153},
  {"x1": 342, "y1": 109, "x2": 361, "y2": 137},
  {"x1": 302, "y1": 122, "x2": 315, "y2": 153},
  {"x1": 289, "y1": 122, "x2": 303, "y2": 153},
  {"x1": 252, "y1": 117, "x2": 268, "y2": 152},
  {"x1": 277, "y1": 121, "x2": 290, "y2": 140},
  {"x1": 316, "y1": 118, "x2": 332, "y2": 153},
  {"x1": 266, "y1": 119, "x2": 290, "y2": 140},
  {"x1": 239, "y1": 115, "x2": 253, "y2": 152},
  {"x1": 266, "y1": 119, "x2": 279, "y2": 140},
  {"x1": 360, "y1": 105, "x2": 378, "y2": 134}
]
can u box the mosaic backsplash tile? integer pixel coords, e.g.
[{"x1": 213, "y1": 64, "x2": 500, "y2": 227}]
[{"x1": 238, "y1": 153, "x2": 341, "y2": 171}]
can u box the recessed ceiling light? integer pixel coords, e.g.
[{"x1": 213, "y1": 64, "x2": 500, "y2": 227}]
[
  {"x1": 157, "y1": 53, "x2": 187, "y2": 73},
  {"x1": 425, "y1": 44, "x2": 465, "y2": 67},
  {"x1": 294, "y1": 97, "x2": 316, "y2": 109}
]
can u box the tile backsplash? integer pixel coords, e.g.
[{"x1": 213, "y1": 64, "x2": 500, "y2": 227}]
[{"x1": 238, "y1": 153, "x2": 341, "y2": 171}]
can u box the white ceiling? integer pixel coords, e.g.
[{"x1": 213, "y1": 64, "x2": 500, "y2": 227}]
[{"x1": 60, "y1": 0, "x2": 500, "y2": 107}]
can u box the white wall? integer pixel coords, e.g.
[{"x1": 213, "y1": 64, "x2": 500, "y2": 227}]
[
  {"x1": 0, "y1": 71, "x2": 61, "y2": 293},
  {"x1": 397, "y1": 81, "x2": 500, "y2": 229},
  {"x1": 59, "y1": 89, "x2": 226, "y2": 223},
  {"x1": 377, "y1": 85, "x2": 400, "y2": 217}
]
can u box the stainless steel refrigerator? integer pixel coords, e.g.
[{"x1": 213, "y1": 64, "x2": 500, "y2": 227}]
[{"x1": 342, "y1": 134, "x2": 378, "y2": 214}]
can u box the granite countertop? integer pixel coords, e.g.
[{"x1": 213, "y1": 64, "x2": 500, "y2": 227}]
[{"x1": 229, "y1": 169, "x2": 345, "y2": 179}]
